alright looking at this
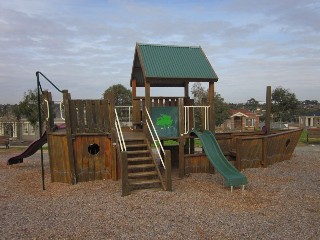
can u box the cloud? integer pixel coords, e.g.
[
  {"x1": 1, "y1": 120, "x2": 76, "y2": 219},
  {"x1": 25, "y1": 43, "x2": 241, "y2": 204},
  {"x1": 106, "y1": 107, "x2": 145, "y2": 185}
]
[{"x1": 0, "y1": 0, "x2": 319, "y2": 104}]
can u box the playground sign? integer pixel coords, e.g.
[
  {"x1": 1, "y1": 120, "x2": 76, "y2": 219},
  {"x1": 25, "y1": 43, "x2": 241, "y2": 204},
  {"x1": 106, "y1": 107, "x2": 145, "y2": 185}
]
[{"x1": 151, "y1": 107, "x2": 179, "y2": 138}]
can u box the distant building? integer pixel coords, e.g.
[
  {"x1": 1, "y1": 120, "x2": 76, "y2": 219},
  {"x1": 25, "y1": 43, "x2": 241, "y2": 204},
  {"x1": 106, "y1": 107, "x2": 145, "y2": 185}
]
[
  {"x1": 0, "y1": 104, "x2": 64, "y2": 143},
  {"x1": 220, "y1": 109, "x2": 260, "y2": 131},
  {"x1": 299, "y1": 111, "x2": 320, "y2": 128}
]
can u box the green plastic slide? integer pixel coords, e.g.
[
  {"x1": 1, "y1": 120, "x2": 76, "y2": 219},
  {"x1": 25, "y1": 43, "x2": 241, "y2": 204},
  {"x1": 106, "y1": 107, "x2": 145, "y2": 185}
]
[{"x1": 190, "y1": 130, "x2": 247, "y2": 188}]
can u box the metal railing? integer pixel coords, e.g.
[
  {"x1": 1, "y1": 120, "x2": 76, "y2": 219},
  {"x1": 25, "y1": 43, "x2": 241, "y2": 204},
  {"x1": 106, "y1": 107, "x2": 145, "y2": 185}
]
[
  {"x1": 145, "y1": 108, "x2": 166, "y2": 169},
  {"x1": 115, "y1": 106, "x2": 132, "y2": 127},
  {"x1": 114, "y1": 108, "x2": 126, "y2": 151},
  {"x1": 184, "y1": 106, "x2": 210, "y2": 134}
]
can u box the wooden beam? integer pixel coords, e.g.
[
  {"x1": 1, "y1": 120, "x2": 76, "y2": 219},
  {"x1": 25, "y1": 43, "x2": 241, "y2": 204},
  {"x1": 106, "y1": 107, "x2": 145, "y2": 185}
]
[
  {"x1": 179, "y1": 136, "x2": 185, "y2": 178},
  {"x1": 63, "y1": 90, "x2": 77, "y2": 184},
  {"x1": 132, "y1": 78, "x2": 137, "y2": 98},
  {"x1": 209, "y1": 82, "x2": 215, "y2": 132},
  {"x1": 121, "y1": 151, "x2": 129, "y2": 196},
  {"x1": 184, "y1": 82, "x2": 189, "y2": 98},
  {"x1": 145, "y1": 80, "x2": 151, "y2": 111},
  {"x1": 265, "y1": 86, "x2": 271, "y2": 134},
  {"x1": 164, "y1": 150, "x2": 172, "y2": 191}
]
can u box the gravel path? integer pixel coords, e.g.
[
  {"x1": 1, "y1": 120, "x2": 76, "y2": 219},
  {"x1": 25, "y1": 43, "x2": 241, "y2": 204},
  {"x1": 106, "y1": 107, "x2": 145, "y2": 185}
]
[{"x1": 0, "y1": 145, "x2": 319, "y2": 239}]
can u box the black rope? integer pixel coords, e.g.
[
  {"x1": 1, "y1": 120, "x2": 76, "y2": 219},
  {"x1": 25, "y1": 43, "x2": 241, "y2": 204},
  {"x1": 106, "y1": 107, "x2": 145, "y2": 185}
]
[{"x1": 36, "y1": 71, "x2": 63, "y2": 93}]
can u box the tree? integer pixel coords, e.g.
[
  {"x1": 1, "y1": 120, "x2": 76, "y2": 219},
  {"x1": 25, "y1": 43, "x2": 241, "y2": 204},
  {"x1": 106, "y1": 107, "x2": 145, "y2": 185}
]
[
  {"x1": 245, "y1": 98, "x2": 259, "y2": 112},
  {"x1": 102, "y1": 84, "x2": 132, "y2": 106},
  {"x1": 191, "y1": 83, "x2": 230, "y2": 127},
  {"x1": 271, "y1": 87, "x2": 299, "y2": 122},
  {"x1": 14, "y1": 89, "x2": 43, "y2": 127}
]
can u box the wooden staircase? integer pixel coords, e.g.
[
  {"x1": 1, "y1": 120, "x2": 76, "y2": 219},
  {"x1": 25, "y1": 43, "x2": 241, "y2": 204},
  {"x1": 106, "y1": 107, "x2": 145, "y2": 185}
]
[{"x1": 121, "y1": 130, "x2": 165, "y2": 194}]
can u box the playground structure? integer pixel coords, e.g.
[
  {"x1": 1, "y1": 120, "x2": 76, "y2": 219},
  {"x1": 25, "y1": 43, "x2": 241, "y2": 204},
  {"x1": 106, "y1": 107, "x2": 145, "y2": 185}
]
[{"x1": 7, "y1": 43, "x2": 302, "y2": 196}]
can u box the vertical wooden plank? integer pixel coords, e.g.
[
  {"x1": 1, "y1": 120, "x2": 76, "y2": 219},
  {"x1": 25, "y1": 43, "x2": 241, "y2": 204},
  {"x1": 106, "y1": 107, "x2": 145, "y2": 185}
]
[
  {"x1": 47, "y1": 134, "x2": 57, "y2": 182},
  {"x1": 184, "y1": 82, "x2": 189, "y2": 98},
  {"x1": 104, "y1": 100, "x2": 110, "y2": 132},
  {"x1": 96, "y1": 100, "x2": 100, "y2": 131},
  {"x1": 262, "y1": 137, "x2": 267, "y2": 167},
  {"x1": 165, "y1": 150, "x2": 172, "y2": 191},
  {"x1": 106, "y1": 92, "x2": 117, "y2": 180},
  {"x1": 73, "y1": 137, "x2": 82, "y2": 182},
  {"x1": 201, "y1": 98, "x2": 207, "y2": 131},
  {"x1": 157, "y1": 98, "x2": 161, "y2": 107},
  {"x1": 63, "y1": 90, "x2": 76, "y2": 184},
  {"x1": 265, "y1": 86, "x2": 271, "y2": 134},
  {"x1": 77, "y1": 100, "x2": 85, "y2": 133},
  {"x1": 178, "y1": 98, "x2": 184, "y2": 136},
  {"x1": 69, "y1": 100, "x2": 78, "y2": 134},
  {"x1": 179, "y1": 136, "x2": 185, "y2": 178},
  {"x1": 121, "y1": 152, "x2": 129, "y2": 196},
  {"x1": 236, "y1": 138, "x2": 242, "y2": 170},
  {"x1": 132, "y1": 98, "x2": 140, "y2": 124},
  {"x1": 85, "y1": 100, "x2": 94, "y2": 132},
  {"x1": 88, "y1": 137, "x2": 96, "y2": 181},
  {"x1": 209, "y1": 82, "x2": 215, "y2": 132},
  {"x1": 132, "y1": 78, "x2": 137, "y2": 98},
  {"x1": 145, "y1": 80, "x2": 151, "y2": 112}
]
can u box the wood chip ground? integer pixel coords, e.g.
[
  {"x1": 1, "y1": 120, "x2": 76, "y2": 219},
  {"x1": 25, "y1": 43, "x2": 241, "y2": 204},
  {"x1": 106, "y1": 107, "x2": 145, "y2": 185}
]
[{"x1": 0, "y1": 145, "x2": 319, "y2": 239}]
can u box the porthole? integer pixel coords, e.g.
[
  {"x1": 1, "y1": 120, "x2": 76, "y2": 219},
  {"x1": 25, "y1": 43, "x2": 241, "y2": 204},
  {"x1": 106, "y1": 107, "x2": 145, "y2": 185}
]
[
  {"x1": 88, "y1": 143, "x2": 100, "y2": 155},
  {"x1": 285, "y1": 139, "x2": 290, "y2": 148}
]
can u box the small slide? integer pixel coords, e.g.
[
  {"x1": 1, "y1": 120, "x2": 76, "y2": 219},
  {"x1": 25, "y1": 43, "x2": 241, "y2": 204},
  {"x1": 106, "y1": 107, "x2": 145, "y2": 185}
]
[
  {"x1": 7, "y1": 131, "x2": 47, "y2": 165},
  {"x1": 190, "y1": 130, "x2": 247, "y2": 188}
]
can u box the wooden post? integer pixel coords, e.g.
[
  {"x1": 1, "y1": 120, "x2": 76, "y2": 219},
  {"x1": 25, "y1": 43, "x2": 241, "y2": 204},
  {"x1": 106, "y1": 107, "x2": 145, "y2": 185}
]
[
  {"x1": 121, "y1": 151, "x2": 129, "y2": 196},
  {"x1": 106, "y1": 92, "x2": 118, "y2": 180},
  {"x1": 63, "y1": 90, "x2": 77, "y2": 184},
  {"x1": 144, "y1": 80, "x2": 151, "y2": 133},
  {"x1": 178, "y1": 98, "x2": 185, "y2": 178},
  {"x1": 132, "y1": 78, "x2": 137, "y2": 98},
  {"x1": 179, "y1": 137, "x2": 185, "y2": 178},
  {"x1": 201, "y1": 98, "x2": 207, "y2": 131},
  {"x1": 209, "y1": 82, "x2": 215, "y2": 132},
  {"x1": 165, "y1": 150, "x2": 172, "y2": 191},
  {"x1": 265, "y1": 86, "x2": 271, "y2": 134},
  {"x1": 184, "y1": 82, "x2": 189, "y2": 98}
]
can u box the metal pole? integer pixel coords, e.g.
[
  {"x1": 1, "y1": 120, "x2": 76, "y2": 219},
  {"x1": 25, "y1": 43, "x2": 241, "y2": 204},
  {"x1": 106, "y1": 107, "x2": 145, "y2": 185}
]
[{"x1": 37, "y1": 71, "x2": 45, "y2": 190}]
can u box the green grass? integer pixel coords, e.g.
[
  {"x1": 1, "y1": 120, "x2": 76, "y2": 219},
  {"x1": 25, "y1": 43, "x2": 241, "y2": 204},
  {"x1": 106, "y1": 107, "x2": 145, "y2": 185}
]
[
  {"x1": 299, "y1": 129, "x2": 320, "y2": 145},
  {"x1": 299, "y1": 129, "x2": 308, "y2": 144}
]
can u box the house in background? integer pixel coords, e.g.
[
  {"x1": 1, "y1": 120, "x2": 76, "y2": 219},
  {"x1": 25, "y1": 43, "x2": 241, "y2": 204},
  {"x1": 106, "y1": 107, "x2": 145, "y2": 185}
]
[
  {"x1": 220, "y1": 109, "x2": 260, "y2": 131},
  {"x1": 299, "y1": 111, "x2": 320, "y2": 128},
  {"x1": 0, "y1": 104, "x2": 64, "y2": 144}
]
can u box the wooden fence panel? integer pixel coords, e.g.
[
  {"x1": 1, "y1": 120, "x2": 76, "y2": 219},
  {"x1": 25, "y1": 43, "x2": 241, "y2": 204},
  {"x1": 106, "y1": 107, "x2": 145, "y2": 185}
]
[
  {"x1": 73, "y1": 135, "x2": 113, "y2": 182},
  {"x1": 47, "y1": 134, "x2": 71, "y2": 183}
]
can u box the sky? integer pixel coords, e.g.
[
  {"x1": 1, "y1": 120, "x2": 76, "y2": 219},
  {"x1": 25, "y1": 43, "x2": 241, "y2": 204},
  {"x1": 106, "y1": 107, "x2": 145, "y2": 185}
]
[{"x1": 0, "y1": 0, "x2": 319, "y2": 104}]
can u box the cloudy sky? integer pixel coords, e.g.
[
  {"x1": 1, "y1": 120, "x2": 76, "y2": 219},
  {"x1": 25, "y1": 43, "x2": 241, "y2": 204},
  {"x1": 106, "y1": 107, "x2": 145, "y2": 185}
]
[{"x1": 1, "y1": 0, "x2": 319, "y2": 104}]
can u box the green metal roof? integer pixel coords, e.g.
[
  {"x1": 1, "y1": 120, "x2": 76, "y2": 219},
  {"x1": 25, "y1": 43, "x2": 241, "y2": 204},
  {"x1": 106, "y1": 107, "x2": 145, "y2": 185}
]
[{"x1": 130, "y1": 43, "x2": 218, "y2": 87}]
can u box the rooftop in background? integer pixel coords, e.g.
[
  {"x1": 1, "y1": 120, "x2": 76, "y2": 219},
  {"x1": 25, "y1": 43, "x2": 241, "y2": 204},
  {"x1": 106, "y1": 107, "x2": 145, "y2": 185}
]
[{"x1": 130, "y1": 43, "x2": 218, "y2": 87}]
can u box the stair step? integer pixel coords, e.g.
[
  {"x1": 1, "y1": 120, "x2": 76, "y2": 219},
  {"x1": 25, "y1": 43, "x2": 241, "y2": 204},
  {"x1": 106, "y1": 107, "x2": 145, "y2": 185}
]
[
  {"x1": 126, "y1": 144, "x2": 148, "y2": 148},
  {"x1": 128, "y1": 171, "x2": 158, "y2": 178},
  {"x1": 128, "y1": 157, "x2": 153, "y2": 162},
  {"x1": 129, "y1": 178, "x2": 161, "y2": 186},
  {"x1": 128, "y1": 163, "x2": 155, "y2": 170},
  {"x1": 127, "y1": 150, "x2": 150, "y2": 155}
]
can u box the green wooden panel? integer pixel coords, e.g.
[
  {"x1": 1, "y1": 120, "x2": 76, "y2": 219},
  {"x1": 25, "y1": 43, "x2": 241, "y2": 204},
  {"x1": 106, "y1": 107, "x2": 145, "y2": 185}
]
[{"x1": 151, "y1": 107, "x2": 179, "y2": 138}]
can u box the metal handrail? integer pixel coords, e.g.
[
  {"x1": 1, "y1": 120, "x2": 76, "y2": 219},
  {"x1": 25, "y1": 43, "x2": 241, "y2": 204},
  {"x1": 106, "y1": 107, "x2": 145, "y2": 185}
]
[
  {"x1": 184, "y1": 106, "x2": 210, "y2": 134},
  {"x1": 115, "y1": 106, "x2": 132, "y2": 127},
  {"x1": 44, "y1": 99, "x2": 49, "y2": 121},
  {"x1": 59, "y1": 101, "x2": 65, "y2": 120},
  {"x1": 115, "y1": 109, "x2": 126, "y2": 151},
  {"x1": 145, "y1": 108, "x2": 165, "y2": 169}
]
